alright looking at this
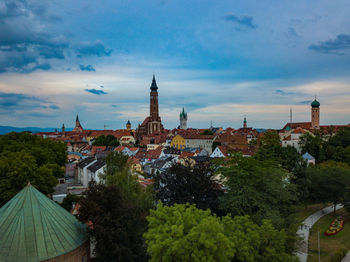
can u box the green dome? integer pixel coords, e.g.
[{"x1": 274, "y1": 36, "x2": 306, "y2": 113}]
[
  {"x1": 0, "y1": 184, "x2": 87, "y2": 262},
  {"x1": 311, "y1": 99, "x2": 320, "y2": 108}
]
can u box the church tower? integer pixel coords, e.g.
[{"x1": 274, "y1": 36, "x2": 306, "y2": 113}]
[
  {"x1": 243, "y1": 117, "x2": 247, "y2": 128},
  {"x1": 73, "y1": 114, "x2": 83, "y2": 133},
  {"x1": 126, "y1": 120, "x2": 131, "y2": 131},
  {"x1": 148, "y1": 75, "x2": 162, "y2": 134},
  {"x1": 61, "y1": 123, "x2": 65, "y2": 137},
  {"x1": 311, "y1": 98, "x2": 320, "y2": 129},
  {"x1": 180, "y1": 107, "x2": 187, "y2": 129}
]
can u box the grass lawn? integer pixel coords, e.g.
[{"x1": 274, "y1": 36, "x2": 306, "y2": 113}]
[
  {"x1": 308, "y1": 208, "x2": 350, "y2": 262},
  {"x1": 291, "y1": 203, "x2": 327, "y2": 226}
]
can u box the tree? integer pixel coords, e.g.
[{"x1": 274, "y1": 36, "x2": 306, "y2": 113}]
[
  {"x1": 144, "y1": 203, "x2": 297, "y2": 262},
  {"x1": 299, "y1": 132, "x2": 326, "y2": 163},
  {"x1": 79, "y1": 152, "x2": 153, "y2": 261},
  {"x1": 219, "y1": 154, "x2": 297, "y2": 227},
  {"x1": 61, "y1": 194, "x2": 80, "y2": 211},
  {"x1": 154, "y1": 161, "x2": 224, "y2": 215},
  {"x1": 78, "y1": 182, "x2": 148, "y2": 262},
  {"x1": 201, "y1": 129, "x2": 214, "y2": 135},
  {"x1": 308, "y1": 161, "x2": 350, "y2": 213},
  {"x1": 92, "y1": 135, "x2": 120, "y2": 147},
  {"x1": 0, "y1": 132, "x2": 66, "y2": 206}
]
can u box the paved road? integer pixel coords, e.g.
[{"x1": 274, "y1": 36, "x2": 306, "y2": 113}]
[{"x1": 295, "y1": 204, "x2": 343, "y2": 262}]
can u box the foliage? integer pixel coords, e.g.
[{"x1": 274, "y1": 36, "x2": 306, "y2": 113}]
[
  {"x1": 144, "y1": 203, "x2": 297, "y2": 262},
  {"x1": 78, "y1": 182, "x2": 148, "y2": 262},
  {"x1": 308, "y1": 161, "x2": 350, "y2": 212},
  {"x1": 200, "y1": 129, "x2": 214, "y2": 135},
  {"x1": 79, "y1": 152, "x2": 153, "y2": 261},
  {"x1": 212, "y1": 141, "x2": 221, "y2": 152},
  {"x1": 92, "y1": 135, "x2": 120, "y2": 147},
  {"x1": 61, "y1": 194, "x2": 80, "y2": 211},
  {"x1": 154, "y1": 161, "x2": 224, "y2": 215},
  {"x1": 299, "y1": 132, "x2": 326, "y2": 163},
  {"x1": 0, "y1": 132, "x2": 67, "y2": 206},
  {"x1": 219, "y1": 154, "x2": 297, "y2": 227}
]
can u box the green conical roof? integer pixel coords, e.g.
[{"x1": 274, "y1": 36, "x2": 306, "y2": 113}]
[
  {"x1": 180, "y1": 107, "x2": 187, "y2": 119},
  {"x1": 311, "y1": 99, "x2": 320, "y2": 108},
  {"x1": 0, "y1": 184, "x2": 87, "y2": 262}
]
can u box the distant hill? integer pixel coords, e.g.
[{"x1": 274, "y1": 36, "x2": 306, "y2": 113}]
[{"x1": 0, "y1": 126, "x2": 73, "y2": 135}]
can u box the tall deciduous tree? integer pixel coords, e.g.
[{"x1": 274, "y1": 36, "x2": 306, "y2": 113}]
[
  {"x1": 219, "y1": 154, "x2": 297, "y2": 227},
  {"x1": 79, "y1": 182, "x2": 148, "y2": 262},
  {"x1": 144, "y1": 203, "x2": 297, "y2": 262},
  {"x1": 308, "y1": 161, "x2": 350, "y2": 213},
  {"x1": 154, "y1": 161, "x2": 224, "y2": 215},
  {"x1": 79, "y1": 152, "x2": 153, "y2": 261}
]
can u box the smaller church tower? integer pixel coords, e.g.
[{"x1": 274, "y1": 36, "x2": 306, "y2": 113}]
[
  {"x1": 126, "y1": 120, "x2": 131, "y2": 131},
  {"x1": 180, "y1": 108, "x2": 187, "y2": 130},
  {"x1": 311, "y1": 98, "x2": 320, "y2": 129},
  {"x1": 61, "y1": 124, "x2": 65, "y2": 137},
  {"x1": 243, "y1": 117, "x2": 247, "y2": 129},
  {"x1": 73, "y1": 114, "x2": 83, "y2": 133}
]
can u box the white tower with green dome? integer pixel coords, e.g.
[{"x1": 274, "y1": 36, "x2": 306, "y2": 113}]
[{"x1": 180, "y1": 107, "x2": 187, "y2": 130}]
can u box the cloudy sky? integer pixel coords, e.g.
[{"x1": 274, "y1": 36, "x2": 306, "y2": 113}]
[{"x1": 1, "y1": 0, "x2": 350, "y2": 130}]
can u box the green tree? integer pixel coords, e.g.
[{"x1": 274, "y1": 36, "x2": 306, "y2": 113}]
[
  {"x1": 79, "y1": 152, "x2": 153, "y2": 261},
  {"x1": 92, "y1": 135, "x2": 120, "y2": 147},
  {"x1": 299, "y1": 132, "x2": 326, "y2": 163},
  {"x1": 219, "y1": 154, "x2": 297, "y2": 227},
  {"x1": 201, "y1": 129, "x2": 214, "y2": 135},
  {"x1": 78, "y1": 182, "x2": 148, "y2": 262},
  {"x1": 144, "y1": 203, "x2": 296, "y2": 262},
  {"x1": 154, "y1": 161, "x2": 224, "y2": 215},
  {"x1": 61, "y1": 194, "x2": 80, "y2": 211},
  {"x1": 308, "y1": 161, "x2": 350, "y2": 213}
]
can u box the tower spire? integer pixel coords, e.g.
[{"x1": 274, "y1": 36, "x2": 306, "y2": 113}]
[{"x1": 150, "y1": 74, "x2": 158, "y2": 91}]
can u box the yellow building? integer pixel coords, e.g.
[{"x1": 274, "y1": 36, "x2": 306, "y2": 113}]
[{"x1": 170, "y1": 134, "x2": 186, "y2": 149}]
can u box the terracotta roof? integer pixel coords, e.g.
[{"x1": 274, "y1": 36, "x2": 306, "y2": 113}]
[
  {"x1": 217, "y1": 145, "x2": 228, "y2": 156},
  {"x1": 292, "y1": 127, "x2": 306, "y2": 134},
  {"x1": 283, "y1": 135, "x2": 291, "y2": 141},
  {"x1": 179, "y1": 152, "x2": 195, "y2": 159},
  {"x1": 115, "y1": 146, "x2": 126, "y2": 152},
  {"x1": 145, "y1": 147, "x2": 163, "y2": 159}
]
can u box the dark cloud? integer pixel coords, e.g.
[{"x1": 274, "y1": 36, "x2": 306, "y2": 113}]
[
  {"x1": 275, "y1": 89, "x2": 295, "y2": 96},
  {"x1": 49, "y1": 105, "x2": 60, "y2": 110},
  {"x1": 0, "y1": 92, "x2": 59, "y2": 113},
  {"x1": 0, "y1": 0, "x2": 68, "y2": 73},
  {"x1": 85, "y1": 89, "x2": 108, "y2": 95},
  {"x1": 0, "y1": 92, "x2": 37, "y2": 107},
  {"x1": 111, "y1": 104, "x2": 118, "y2": 108},
  {"x1": 309, "y1": 34, "x2": 350, "y2": 55},
  {"x1": 297, "y1": 100, "x2": 312, "y2": 105},
  {"x1": 224, "y1": 14, "x2": 257, "y2": 29},
  {"x1": 76, "y1": 42, "x2": 113, "y2": 58},
  {"x1": 100, "y1": 85, "x2": 104, "y2": 88},
  {"x1": 80, "y1": 64, "x2": 96, "y2": 72}
]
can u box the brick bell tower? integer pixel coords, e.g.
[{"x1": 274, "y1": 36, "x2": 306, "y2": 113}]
[
  {"x1": 311, "y1": 97, "x2": 320, "y2": 129},
  {"x1": 148, "y1": 75, "x2": 163, "y2": 134}
]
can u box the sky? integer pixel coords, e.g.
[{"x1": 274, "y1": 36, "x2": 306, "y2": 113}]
[{"x1": 1, "y1": 0, "x2": 350, "y2": 130}]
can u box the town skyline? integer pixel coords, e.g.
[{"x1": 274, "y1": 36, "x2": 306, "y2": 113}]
[{"x1": 1, "y1": 0, "x2": 350, "y2": 129}]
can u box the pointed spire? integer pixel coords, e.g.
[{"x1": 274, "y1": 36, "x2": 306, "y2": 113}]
[
  {"x1": 76, "y1": 114, "x2": 79, "y2": 122},
  {"x1": 150, "y1": 74, "x2": 158, "y2": 91}
]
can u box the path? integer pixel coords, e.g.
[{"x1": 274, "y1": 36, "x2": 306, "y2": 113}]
[
  {"x1": 295, "y1": 204, "x2": 343, "y2": 262},
  {"x1": 342, "y1": 251, "x2": 350, "y2": 262}
]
